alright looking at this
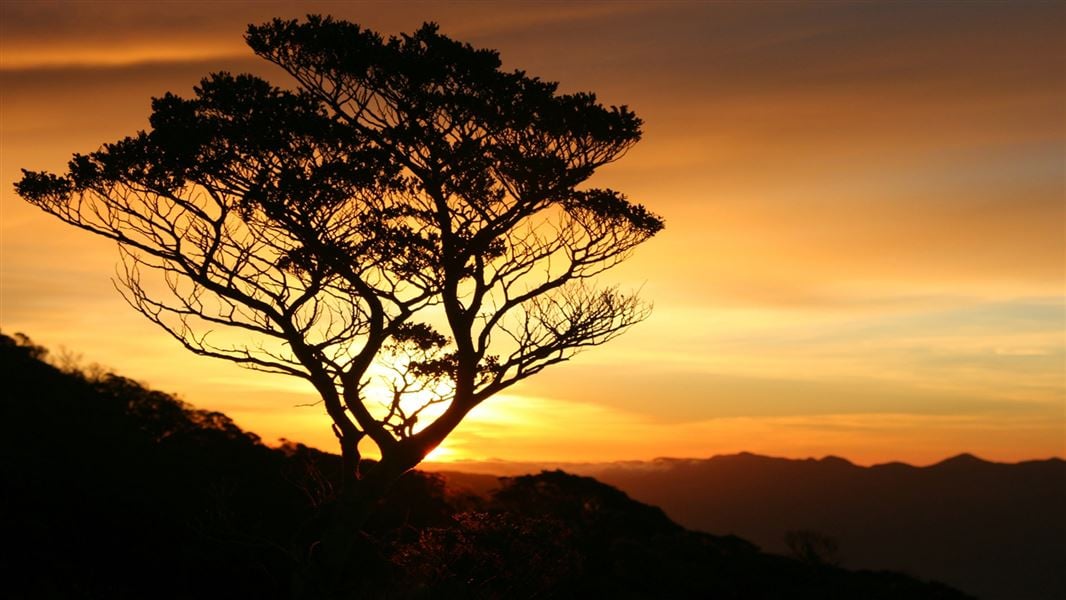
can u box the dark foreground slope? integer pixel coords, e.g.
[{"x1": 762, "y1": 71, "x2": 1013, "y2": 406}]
[{"x1": 1, "y1": 333, "x2": 969, "y2": 599}]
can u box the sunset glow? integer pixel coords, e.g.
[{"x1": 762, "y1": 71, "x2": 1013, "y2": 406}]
[{"x1": 2, "y1": 2, "x2": 1062, "y2": 465}]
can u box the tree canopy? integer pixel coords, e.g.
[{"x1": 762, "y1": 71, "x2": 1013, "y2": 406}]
[{"x1": 16, "y1": 16, "x2": 663, "y2": 503}]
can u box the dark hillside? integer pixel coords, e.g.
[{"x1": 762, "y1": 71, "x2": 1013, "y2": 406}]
[
  {"x1": 0, "y1": 333, "x2": 305, "y2": 598},
  {"x1": 1, "y1": 333, "x2": 971, "y2": 598}
]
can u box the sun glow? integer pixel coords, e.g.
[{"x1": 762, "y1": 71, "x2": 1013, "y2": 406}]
[{"x1": 424, "y1": 443, "x2": 455, "y2": 462}]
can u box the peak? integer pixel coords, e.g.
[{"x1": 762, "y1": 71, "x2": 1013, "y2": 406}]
[
  {"x1": 718, "y1": 451, "x2": 770, "y2": 461},
  {"x1": 819, "y1": 455, "x2": 855, "y2": 467},
  {"x1": 699, "y1": 452, "x2": 783, "y2": 466},
  {"x1": 934, "y1": 453, "x2": 988, "y2": 467}
]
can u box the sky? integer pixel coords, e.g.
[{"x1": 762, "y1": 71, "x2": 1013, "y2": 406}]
[{"x1": 2, "y1": 1, "x2": 1063, "y2": 465}]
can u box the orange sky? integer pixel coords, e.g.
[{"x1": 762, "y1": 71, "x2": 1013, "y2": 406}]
[{"x1": 2, "y1": 1, "x2": 1063, "y2": 465}]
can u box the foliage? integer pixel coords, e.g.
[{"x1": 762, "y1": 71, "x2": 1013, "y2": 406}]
[
  {"x1": 786, "y1": 529, "x2": 842, "y2": 567},
  {"x1": 15, "y1": 16, "x2": 664, "y2": 504}
]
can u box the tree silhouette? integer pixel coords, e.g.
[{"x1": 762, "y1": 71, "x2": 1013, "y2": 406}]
[{"x1": 15, "y1": 15, "x2": 662, "y2": 543}]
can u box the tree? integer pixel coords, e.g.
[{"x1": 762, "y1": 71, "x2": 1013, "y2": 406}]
[{"x1": 16, "y1": 16, "x2": 662, "y2": 531}]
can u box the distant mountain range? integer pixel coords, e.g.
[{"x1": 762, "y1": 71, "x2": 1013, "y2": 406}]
[{"x1": 432, "y1": 453, "x2": 1066, "y2": 600}]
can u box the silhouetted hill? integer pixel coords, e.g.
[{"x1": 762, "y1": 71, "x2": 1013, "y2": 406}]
[
  {"x1": 1, "y1": 333, "x2": 307, "y2": 598},
  {"x1": 1, "y1": 333, "x2": 972, "y2": 598},
  {"x1": 401, "y1": 470, "x2": 971, "y2": 599}
]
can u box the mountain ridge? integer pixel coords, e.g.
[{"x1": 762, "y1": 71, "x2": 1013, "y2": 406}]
[
  {"x1": 424, "y1": 450, "x2": 1065, "y2": 477},
  {"x1": 433, "y1": 451, "x2": 1066, "y2": 600}
]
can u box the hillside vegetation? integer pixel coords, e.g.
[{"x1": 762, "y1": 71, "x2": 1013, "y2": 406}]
[{"x1": 1, "y1": 333, "x2": 969, "y2": 598}]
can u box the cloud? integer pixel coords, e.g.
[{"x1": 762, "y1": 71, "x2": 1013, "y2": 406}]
[
  {"x1": 0, "y1": 1, "x2": 651, "y2": 69},
  {"x1": 518, "y1": 362, "x2": 1060, "y2": 423},
  {"x1": 509, "y1": 295, "x2": 1064, "y2": 420}
]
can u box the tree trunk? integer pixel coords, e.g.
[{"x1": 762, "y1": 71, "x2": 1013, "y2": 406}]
[{"x1": 292, "y1": 443, "x2": 425, "y2": 598}]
